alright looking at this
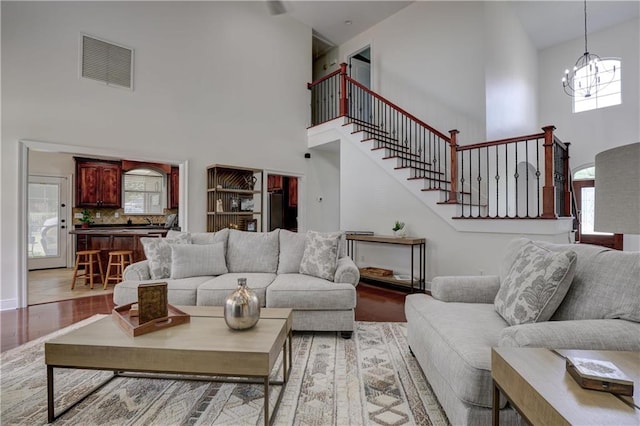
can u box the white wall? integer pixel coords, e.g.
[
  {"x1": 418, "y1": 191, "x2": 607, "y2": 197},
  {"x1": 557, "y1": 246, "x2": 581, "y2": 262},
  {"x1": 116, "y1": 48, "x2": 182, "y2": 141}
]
[
  {"x1": 305, "y1": 146, "x2": 341, "y2": 232},
  {"x1": 484, "y1": 2, "x2": 539, "y2": 140},
  {"x1": 336, "y1": 2, "x2": 487, "y2": 146},
  {"x1": 1, "y1": 1, "x2": 315, "y2": 307},
  {"x1": 539, "y1": 18, "x2": 639, "y2": 167}
]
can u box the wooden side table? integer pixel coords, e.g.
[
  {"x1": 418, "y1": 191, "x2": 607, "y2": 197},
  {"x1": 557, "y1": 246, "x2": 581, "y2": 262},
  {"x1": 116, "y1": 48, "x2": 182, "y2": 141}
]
[
  {"x1": 492, "y1": 347, "x2": 640, "y2": 425},
  {"x1": 346, "y1": 234, "x2": 426, "y2": 292}
]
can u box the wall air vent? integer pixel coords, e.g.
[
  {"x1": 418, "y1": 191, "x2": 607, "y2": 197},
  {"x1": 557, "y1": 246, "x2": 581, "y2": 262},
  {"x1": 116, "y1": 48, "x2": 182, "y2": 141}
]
[{"x1": 81, "y1": 35, "x2": 133, "y2": 89}]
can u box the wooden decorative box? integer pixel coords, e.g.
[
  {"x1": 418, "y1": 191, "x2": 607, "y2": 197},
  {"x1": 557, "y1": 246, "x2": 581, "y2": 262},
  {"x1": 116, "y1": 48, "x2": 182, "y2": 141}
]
[
  {"x1": 360, "y1": 267, "x2": 393, "y2": 277},
  {"x1": 112, "y1": 303, "x2": 190, "y2": 337},
  {"x1": 566, "y1": 356, "x2": 634, "y2": 396}
]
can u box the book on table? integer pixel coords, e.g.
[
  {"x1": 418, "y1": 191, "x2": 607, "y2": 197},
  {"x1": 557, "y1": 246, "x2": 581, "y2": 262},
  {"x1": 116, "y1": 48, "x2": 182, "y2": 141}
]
[{"x1": 566, "y1": 356, "x2": 634, "y2": 396}]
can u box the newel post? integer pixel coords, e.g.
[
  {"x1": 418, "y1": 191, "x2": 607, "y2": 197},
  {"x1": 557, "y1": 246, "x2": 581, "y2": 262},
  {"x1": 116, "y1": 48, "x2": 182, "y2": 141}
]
[
  {"x1": 541, "y1": 125, "x2": 557, "y2": 219},
  {"x1": 563, "y1": 142, "x2": 572, "y2": 217},
  {"x1": 447, "y1": 129, "x2": 460, "y2": 204},
  {"x1": 339, "y1": 63, "x2": 348, "y2": 117}
]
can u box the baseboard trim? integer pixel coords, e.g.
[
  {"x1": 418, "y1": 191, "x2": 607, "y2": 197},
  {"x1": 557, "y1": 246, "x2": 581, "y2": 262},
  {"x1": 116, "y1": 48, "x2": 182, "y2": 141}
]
[{"x1": 1, "y1": 298, "x2": 18, "y2": 311}]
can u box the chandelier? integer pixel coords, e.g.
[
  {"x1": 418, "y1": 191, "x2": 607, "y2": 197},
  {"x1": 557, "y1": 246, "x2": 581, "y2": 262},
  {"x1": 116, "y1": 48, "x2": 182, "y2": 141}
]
[{"x1": 562, "y1": 0, "x2": 616, "y2": 98}]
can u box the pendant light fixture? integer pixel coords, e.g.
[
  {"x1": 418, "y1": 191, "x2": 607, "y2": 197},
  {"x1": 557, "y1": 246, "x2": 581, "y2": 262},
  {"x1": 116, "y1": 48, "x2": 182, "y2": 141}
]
[{"x1": 562, "y1": 0, "x2": 616, "y2": 98}]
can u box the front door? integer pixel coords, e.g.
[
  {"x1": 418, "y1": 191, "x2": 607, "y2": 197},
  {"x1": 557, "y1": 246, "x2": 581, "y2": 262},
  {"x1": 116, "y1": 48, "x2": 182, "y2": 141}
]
[{"x1": 27, "y1": 176, "x2": 70, "y2": 269}]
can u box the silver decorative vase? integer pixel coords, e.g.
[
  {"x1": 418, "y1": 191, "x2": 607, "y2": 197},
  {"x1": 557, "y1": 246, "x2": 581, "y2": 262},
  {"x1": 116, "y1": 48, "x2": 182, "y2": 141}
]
[{"x1": 224, "y1": 278, "x2": 260, "y2": 330}]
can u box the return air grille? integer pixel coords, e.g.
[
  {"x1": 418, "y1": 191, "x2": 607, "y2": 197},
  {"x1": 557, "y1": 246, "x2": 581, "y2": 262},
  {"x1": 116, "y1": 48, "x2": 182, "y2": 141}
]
[{"x1": 81, "y1": 35, "x2": 133, "y2": 89}]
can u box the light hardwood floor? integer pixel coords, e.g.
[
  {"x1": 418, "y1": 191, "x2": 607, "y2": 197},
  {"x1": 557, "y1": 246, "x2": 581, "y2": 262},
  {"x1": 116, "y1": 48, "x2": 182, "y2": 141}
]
[{"x1": 28, "y1": 268, "x2": 114, "y2": 305}]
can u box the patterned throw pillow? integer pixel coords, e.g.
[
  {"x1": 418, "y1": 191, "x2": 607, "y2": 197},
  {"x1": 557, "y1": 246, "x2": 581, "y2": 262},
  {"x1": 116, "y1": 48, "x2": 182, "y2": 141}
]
[
  {"x1": 299, "y1": 230, "x2": 342, "y2": 281},
  {"x1": 140, "y1": 233, "x2": 191, "y2": 279},
  {"x1": 494, "y1": 242, "x2": 577, "y2": 326},
  {"x1": 169, "y1": 242, "x2": 228, "y2": 278}
]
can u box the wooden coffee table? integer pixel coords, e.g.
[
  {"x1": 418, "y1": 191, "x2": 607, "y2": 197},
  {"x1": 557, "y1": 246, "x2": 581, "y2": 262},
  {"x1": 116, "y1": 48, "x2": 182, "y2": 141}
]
[
  {"x1": 45, "y1": 307, "x2": 293, "y2": 425},
  {"x1": 492, "y1": 347, "x2": 640, "y2": 425}
]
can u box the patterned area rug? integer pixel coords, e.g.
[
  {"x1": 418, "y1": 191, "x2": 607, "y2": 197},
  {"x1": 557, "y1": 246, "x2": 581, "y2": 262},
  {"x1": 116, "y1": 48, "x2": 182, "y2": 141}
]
[{"x1": 1, "y1": 316, "x2": 449, "y2": 425}]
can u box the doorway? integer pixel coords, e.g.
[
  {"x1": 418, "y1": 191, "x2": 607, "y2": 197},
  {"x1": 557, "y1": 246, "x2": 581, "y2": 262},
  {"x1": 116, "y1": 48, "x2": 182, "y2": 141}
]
[
  {"x1": 348, "y1": 46, "x2": 372, "y2": 122},
  {"x1": 573, "y1": 179, "x2": 623, "y2": 249},
  {"x1": 27, "y1": 175, "x2": 70, "y2": 270},
  {"x1": 267, "y1": 174, "x2": 298, "y2": 232}
]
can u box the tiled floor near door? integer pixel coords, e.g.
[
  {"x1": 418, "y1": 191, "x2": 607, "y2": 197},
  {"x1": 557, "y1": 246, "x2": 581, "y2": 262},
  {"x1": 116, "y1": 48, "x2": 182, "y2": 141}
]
[{"x1": 28, "y1": 268, "x2": 114, "y2": 305}]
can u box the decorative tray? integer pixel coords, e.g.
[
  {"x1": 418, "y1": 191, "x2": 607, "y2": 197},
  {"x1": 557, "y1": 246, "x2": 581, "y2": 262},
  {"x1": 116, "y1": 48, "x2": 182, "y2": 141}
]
[
  {"x1": 359, "y1": 267, "x2": 393, "y2": 277},
  {"x1": 112, "y1": 303, "x2": 191, "y2": 337}
]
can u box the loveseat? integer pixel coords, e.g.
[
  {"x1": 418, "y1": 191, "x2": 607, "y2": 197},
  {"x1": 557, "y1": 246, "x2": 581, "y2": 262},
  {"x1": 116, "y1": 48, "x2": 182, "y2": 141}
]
[
  {"x1": 405, "y1": 238, "x2": 640, "y2": 425},
  {"x1": 114, "y1": 228, "x2": 360, "y2": 337}
]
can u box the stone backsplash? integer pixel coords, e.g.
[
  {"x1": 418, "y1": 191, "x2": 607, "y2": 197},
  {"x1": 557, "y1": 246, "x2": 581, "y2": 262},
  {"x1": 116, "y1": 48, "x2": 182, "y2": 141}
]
[{"x1": 72, "y1": 207, "x2": 177, "y2": 227}]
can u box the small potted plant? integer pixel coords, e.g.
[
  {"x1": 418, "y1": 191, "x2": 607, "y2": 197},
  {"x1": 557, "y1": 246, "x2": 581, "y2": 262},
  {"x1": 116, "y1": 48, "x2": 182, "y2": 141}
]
[
  {"x1": 79, "y1": 208, "x2": 93, "y2": 228},
  {"x1": 392, "y1": 220, "x2": 406, "y2": 237}
]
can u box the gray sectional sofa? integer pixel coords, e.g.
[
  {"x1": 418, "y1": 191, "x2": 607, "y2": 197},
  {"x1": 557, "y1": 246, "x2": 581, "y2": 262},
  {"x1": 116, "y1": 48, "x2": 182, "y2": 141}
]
[
  {"x1": 406, "y1": 238, "x2": 640, "y2": 425},
  {"x1": 114, "y1": 228, "x2": 360, "y2": 337}
]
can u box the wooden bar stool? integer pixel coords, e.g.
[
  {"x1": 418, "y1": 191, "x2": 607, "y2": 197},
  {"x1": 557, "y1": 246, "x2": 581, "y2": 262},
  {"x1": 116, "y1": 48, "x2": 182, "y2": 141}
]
[
  {"x1": 71, "y1": 250, "x2": 104, "y2": 290},
  {"x1": 104, "y1": 250, "x2": 133, "y2": 289}
]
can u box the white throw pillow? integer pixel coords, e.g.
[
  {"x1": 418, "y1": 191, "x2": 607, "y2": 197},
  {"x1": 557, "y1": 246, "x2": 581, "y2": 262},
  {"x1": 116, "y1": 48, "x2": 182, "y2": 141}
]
[
  {"x1": 170, "y1": 242, "x2": 228, "y2": 278},
  {"x1": 494, "y1": 242, "x2": 577, "y2": 326},
  {"x1": 140, "y1": 233, "x2": 191, "y2": 279},
  {"x1": 299, "y1": 230, "x2": 342, "y2": 281}
]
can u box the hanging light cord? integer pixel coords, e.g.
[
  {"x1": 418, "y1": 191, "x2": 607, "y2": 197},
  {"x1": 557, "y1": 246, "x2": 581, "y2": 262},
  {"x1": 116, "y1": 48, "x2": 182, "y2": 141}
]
[{"x1": 583, "y1": 0, "x2": 588, "y2": 54}]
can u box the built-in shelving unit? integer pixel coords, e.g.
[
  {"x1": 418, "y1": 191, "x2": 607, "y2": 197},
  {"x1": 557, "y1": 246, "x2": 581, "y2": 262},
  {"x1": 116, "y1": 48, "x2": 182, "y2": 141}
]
[{"x1": 206, "y1": 164, "x2": 263, "y2": 232}]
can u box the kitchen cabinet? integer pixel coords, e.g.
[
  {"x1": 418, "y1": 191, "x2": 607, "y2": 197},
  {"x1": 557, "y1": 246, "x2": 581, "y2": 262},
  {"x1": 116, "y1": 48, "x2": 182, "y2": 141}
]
[
  {"x1": 206, "y1": 164, "x2": 263, "y2": 232},
  {"x1": 75, "y1": 158, "x2": 122, "y2": 207},
  {"x1": 170, "y1": 166, "x2": 179, "y2": 209},
  {"x1": 72, "y1": 228, "x2": 167, "y2": 268}
]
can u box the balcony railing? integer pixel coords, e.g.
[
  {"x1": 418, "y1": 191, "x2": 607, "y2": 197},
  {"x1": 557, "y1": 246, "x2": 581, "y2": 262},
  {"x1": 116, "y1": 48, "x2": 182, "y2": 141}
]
[{"x1": 308, "y1": 64, "x2": 571, "y2": 219}]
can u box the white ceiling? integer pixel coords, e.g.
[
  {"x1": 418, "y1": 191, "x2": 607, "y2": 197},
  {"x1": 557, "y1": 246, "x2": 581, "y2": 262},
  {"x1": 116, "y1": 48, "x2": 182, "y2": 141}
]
[{"x1": 279, "y1": 1, "x2": 639, "y2": 54}]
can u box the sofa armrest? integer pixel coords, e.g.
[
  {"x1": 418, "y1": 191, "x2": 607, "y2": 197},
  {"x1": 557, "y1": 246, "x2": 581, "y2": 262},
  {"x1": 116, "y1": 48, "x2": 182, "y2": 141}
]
[
  {"x1": 431, "y1": 275, "x2": 500, "y2": 303},
  {"x1": 123, "y1": 260, "x2": 151, "y2": 281},
  {"x1": 499, "y1": 319, "x2": 640, "y2": 351},
  {"x1": 334, "y1": 256, "x2": 360, "y2": 286}
]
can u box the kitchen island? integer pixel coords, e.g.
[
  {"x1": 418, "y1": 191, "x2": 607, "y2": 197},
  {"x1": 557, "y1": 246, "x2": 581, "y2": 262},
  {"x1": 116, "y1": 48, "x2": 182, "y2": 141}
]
[{"x1": 70, "y1": 227, "x2": 168, "y2": 269}]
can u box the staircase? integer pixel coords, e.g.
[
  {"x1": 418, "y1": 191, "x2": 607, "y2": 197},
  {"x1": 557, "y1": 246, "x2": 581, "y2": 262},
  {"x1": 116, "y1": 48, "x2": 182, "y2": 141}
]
[{"x1": 307, "y1": 64, "x2": 574, "y2": 234}]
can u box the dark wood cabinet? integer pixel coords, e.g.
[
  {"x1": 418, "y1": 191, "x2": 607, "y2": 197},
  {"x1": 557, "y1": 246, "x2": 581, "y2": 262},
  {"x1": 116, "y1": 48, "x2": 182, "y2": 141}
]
[
  {"x1": 75, "y1": 230, "x2": 167, "y2": 268},
  {"x1": 75, "y1": 158, "x2": 122, "y2": 207},
  {"x1": 170, "y1": 166, "x2": 179, "y2": 209}
]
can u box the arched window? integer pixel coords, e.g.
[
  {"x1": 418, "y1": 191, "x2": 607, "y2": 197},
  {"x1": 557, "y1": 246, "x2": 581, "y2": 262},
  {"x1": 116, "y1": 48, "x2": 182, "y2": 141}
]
[
  {"x1": 574, "y1": 58, "x2": 621, "y2": 113},
  {"x1": 123, "y1": 168, "x2": 165, "y2": 214}
]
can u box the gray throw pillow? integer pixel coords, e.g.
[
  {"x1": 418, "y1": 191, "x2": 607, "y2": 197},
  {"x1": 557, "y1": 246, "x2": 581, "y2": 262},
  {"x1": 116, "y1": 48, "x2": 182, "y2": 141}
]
[
  {"x1": 494, "y1": 242, "x2": 577, "y2": 326},
  {"x1": 226, "y1": 229, "x2": 280, "y2": 273},
  {"x1": 299, "y1": 230, "x2": 342, "y2": 281},
  {"x1": 140, "y1": 234, "x2": 191, "y2": 279},
  {"x1": 277, "y1": 229, "x2": 307, "y2": 274},
  {"x1": 170, "y1": 242, "x2": 228, "y2": 278}
]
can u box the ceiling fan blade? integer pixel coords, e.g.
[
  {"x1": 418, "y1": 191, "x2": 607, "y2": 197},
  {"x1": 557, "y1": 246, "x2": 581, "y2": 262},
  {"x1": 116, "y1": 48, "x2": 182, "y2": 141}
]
[{"x1": 267, "y1": 0, "x2": 287, "y2": 15}]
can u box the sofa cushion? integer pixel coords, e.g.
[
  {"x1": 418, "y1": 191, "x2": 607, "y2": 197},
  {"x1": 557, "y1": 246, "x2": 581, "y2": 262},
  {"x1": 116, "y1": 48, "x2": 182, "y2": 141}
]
[
  {"x1": 170, "y1": 242, "x2": 228, "y2": 279},
  {"x1": 196, "y1": 273, "x2": 275, "y2": 307},
  {"x1": 113, "y1": 276, "x2": 211, "y2": 306},
  {"x1": 190, "y1": 228, "x2": 229, "y2": 246},
  {"x1": 405, "y1": 294, "x2": 509, "y2": 409},
  {"x1": 299, "y1": 230, "x2": 341, "y2": 280},
  {"x1": 494, "y1": 242, "x2": 577, "y2": 326},
  {"x1": 266, "y1": 274, "x2": 356, "y2": 310},
  {"x1": 226, "y1": 229, "x2": 280, "y2": 273},
  {"x1": 278, "y1": 229, "x2": 307, "y2": 274},
  {"x1": 140, "y1": 234, "x2": 191, "y2": 279}
]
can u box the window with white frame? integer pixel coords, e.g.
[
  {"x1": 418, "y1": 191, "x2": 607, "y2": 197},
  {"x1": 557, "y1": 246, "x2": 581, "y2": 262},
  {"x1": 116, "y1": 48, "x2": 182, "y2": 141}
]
[
  {"x1": 123, "y1": 168, "x2": 165, "y2": 214},
  {"x1": 574, "y1": 58, "x2": 621, "y2": 113}
]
